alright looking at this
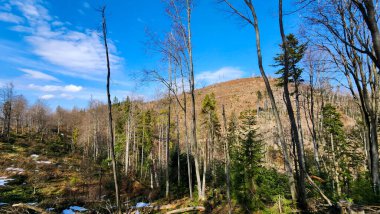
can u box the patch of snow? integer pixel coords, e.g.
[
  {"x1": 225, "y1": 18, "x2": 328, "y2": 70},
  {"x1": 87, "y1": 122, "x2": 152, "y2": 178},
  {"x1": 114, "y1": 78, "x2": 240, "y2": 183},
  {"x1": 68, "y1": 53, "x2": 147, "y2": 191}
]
[
  {"x1": 30, "y1": 154, "x2": 39, "y2": 159},
  {"x1": 0, "y1": 177, "x2": 14, "y2": 186},
  {"x1": 62, "y1": 209, "x2": 75, "y2": 214},
  {"x1": 36, "y1": 161, "x2": 52, "y2": 164},
  {"x1": 0, "y1": 202, "x2": 8, "y2": 206},
  {"x1": 5, "y1": 167, "x2": 24, "y2": 174},
  {"x1": 136, "y1": 202, "x2": 149, "y2": 208},
  {"x1": 69, "y1": 206, "x2": 87, "y2": 212},
  {"x1": 46, "y1": 207, "x2": 55, "y2": 211}
]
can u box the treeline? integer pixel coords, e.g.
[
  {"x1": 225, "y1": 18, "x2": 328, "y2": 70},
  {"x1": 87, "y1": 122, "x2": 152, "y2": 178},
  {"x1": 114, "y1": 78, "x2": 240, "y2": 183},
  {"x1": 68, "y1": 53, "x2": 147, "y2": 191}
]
[{"x1": 1, "y1": 0, "x2": 380, "y2": 212}]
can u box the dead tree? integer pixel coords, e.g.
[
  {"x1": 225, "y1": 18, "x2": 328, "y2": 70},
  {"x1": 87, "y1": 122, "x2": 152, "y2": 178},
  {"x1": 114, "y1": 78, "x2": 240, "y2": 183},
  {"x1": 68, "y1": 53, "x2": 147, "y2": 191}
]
[
  {"x1": 101, "y1": 6, "x2": 121, "y2": 213},
  {"x1": 221, "y1": 0, "x2": 297, "y2": 202},
  {"x1": 303, "y1": 0, "x2": 380, "y2": 193},
  {"x1": 1, "y1": 83, "x2": 13, "y2": 141}
]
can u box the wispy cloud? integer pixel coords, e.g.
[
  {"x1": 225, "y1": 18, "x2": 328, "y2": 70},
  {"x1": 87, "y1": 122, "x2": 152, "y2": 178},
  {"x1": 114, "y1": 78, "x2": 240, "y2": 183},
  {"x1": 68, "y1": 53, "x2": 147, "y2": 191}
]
[
  {"x1": 3, "y1": 0, "x2": 122, "y2": 80},
  {"x1": 196, "y1": 66, "x2": 244, "y2": 86},
  {"x1": 19, "y1": 68, "x2": 59, "y2": 82},
  {"x1": 40, "y1": 94, "x2": 54, "y2": 100},
  {"x1": 0, "y1": 12, "x2": 24, "y2": 23},
  {"x1": 28, "y1": 84, "x2": 83, "y2": 92}
]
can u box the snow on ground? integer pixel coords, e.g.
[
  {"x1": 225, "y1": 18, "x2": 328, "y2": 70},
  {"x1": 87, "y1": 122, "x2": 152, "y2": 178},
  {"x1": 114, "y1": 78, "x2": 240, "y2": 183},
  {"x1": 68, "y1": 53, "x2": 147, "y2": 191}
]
[
  {"x1": 36, "y1": 161, "x2": 52, "y2": 164},
  {"x1": 30, "y1": 154, "x2": 39, "y2": 159},
  {"x1": 69, "y1": 206, "x2": 87, "y2": 211},
  {"x1": 62, "y1": 209, "x2": 75, "y2": 214},
  {"x1": 5, "y1": 167, "x2": 24, "y2": 174},
  {"x1": 62, "y1": 206, "x2": 88, "y2": 213},
  {"x1": 0, "y1": 177, "x2": 14, "y2": 186}
]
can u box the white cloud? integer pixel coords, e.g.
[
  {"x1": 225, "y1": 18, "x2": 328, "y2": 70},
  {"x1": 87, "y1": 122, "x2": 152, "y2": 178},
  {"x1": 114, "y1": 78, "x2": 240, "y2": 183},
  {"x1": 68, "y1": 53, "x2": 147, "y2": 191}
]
[
  {"x1": 196, "y1": 66, "x2": 244, "y2": 86},
  {"x1": 60, "y1": 93, "x2": 73, "y2": 99},
  {"x1": 64, "y1": 84, "x2": 82, "y2": 92},
  {"x1": 26, "y1": 31, "x2": 120, "y2": 75},
  {"x1": 19, "y1": 68, "x2": 59, "y2": 81},
  {"x1": 28, "y1": 84, "x2": 83, "y2": 92},
  {"x1": 10, "y1": 25, "x2": 32, "y2": 32},
  {"x1": 5, "y1": 0, "x2": 122, "y2": 79},
  {"x1": 40, "y1": 94, "x2": 54, "y2": 99},
  {"x1": 0, "y1": 12, "x2": 24, "y2": 23}
]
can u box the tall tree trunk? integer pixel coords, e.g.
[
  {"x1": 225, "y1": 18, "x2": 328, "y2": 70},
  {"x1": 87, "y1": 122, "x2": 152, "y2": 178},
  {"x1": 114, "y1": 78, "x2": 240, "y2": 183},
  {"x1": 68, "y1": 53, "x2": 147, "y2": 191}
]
[
  {"x1": 222, "y1": 105, "x2": 232, "y2": 214},
  {"x1": 176, "y1": 112, "x2": 181, "y2": 186},
  {"x1": 101, "y1": 7, "x2": 121, "y2": 213},
  {"x1": 295, "y1": 87, "x2": 306, "y2": 168},
  {"x1": 186, "y1": 0, "x2": 203, "y2": 201},
  {"x1": 309, "y1": 67, "x2": 320, "y2": 172},
  {"x1": 241, "y1": 0, "x2": 297, "y2": 202},
  {"x1": 370, "y1": 116, "x2": 379, "y2": 193},
  {"x1": 125, "y1": 106, "x2": 131, "y2": 176},
  {"x1": 278, "y1": 0, "x2": 307, "y2": 209},
  {"x1": 166, "y1": 60, "x2": 172, "y2": 198},
  {"x1": 181, "y1": 71, "x2": 193, "y2": 199},
  {"x1": 331, "y1": 133, "x2": 341, "y2": 197}
]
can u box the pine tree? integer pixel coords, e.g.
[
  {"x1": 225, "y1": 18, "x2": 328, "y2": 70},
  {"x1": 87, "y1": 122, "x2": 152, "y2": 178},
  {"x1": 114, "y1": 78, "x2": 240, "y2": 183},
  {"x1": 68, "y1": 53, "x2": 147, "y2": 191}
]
[
  {"x1": 274, "y1": 34, "x2": 306, "y2": 88},
  {"x1": 230, "y1": 109, "x2": 264, "y2": 212}
]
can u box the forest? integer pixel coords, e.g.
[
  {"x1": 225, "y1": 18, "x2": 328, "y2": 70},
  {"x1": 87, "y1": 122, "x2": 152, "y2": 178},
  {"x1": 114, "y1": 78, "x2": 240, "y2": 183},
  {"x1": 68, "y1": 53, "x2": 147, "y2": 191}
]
[{"x1": 1, "y1": 0, "x2": 380, "y2": 213}]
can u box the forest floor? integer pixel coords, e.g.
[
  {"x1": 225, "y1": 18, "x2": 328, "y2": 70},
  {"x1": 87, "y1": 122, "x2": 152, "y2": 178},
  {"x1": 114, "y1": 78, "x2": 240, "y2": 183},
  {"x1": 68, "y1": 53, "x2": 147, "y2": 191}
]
[
  {"x1": 2, "y1": 134, "x2": 380, "y2": 214},
  {"x1": 0, "y1": 134, "x2": 216, "y2": 213}
]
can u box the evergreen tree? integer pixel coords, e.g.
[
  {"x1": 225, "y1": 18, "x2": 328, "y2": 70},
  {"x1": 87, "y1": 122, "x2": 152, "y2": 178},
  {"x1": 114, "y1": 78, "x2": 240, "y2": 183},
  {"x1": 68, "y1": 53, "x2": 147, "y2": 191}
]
[
  {"x1": 273, "y1": 34, "x2": 306, "y2": 89},
  {"x1": 322, "y1": 104, "x2": 348, "y2": 197},
  {"x1": 230, "y1": 109, "x2": 264, "y2": 212},
  {"x1": 201, "y1": 93, "x2": 221, "y2": 138},
  {"x1": 200, "y1": 93, "x2": 221, "y2": 187}
]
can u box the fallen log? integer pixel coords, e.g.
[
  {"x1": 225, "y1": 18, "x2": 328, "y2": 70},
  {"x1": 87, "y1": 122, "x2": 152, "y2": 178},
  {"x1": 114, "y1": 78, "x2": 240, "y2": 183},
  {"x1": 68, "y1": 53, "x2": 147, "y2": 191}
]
[
  {"x1": 151, "y1": 204, "x2": 177, "y2": 210},
  {"x1": 306, "y1": 174, "x2": 332, "y2": 206},
  {"x1": 166, "y1": 206, "x2": 205, "y2": 214},
  {"x1": 12, "y1": 203, "x2": 48, "y2": 214}
]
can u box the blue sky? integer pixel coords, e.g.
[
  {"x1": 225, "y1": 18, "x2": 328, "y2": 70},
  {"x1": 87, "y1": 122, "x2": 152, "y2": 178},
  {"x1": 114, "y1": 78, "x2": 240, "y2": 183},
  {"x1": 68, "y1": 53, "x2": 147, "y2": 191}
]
[{"x1": 0, "y1": 0, "x2": 301, "y2": 109}]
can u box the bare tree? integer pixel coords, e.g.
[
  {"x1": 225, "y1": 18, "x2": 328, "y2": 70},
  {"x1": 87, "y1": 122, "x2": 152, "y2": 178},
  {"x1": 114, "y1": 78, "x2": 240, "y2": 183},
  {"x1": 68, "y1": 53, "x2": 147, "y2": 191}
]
[
  {"x1": 29, "y1": 100, "x2": 49, "y2": 135},
  {"x1": 222, "y1": 105, "x2": 232, "y2": 214},
  {"x1": 101, "y1": 6, "x2": 121, "y2": 213},
  {"x1": 166, "y1": 59, "x2": 173, "y2": 198},
  {"x1": 13, "y1": 95, "x2": 27, "y2": 135},
  {"x1": 1, "y1": 83, "x2": 14, "y2": 141},
  {"x1": 220, "y1": 0, "x2": 297, "y2": 202},
  {"x1": 303, "y1": 0, "x2": 380, "y2": 193},
  {"x1": 55, "y1": 106, "x2": 65, "y2": 134}
]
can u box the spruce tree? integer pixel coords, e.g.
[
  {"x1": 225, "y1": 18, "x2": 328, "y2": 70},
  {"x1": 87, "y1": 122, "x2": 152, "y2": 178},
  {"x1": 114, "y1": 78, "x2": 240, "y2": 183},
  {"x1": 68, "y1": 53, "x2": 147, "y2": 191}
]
[
  {"x1": 230, "y1": 109, "x2": 264, "y2": 212},
  {"x1": 322, "y1": 104, "x2": 347, "y2": 197},
  {"x1": 273, "y1": 34, "x2": 306, "y2": 88}
]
